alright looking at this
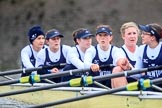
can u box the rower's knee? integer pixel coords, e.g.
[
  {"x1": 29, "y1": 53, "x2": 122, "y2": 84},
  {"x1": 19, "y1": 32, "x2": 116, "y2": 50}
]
[{"x1": 112, "y1": 66, "x2": 123, "y2": 73}]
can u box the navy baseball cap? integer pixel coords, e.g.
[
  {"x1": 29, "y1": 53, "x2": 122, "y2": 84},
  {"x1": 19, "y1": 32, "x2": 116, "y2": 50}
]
[
  {"x1": 75, "y1": 29, "x2": 94, "y2": 39},
  {"x1": 96, "y1": 27, "x2": 112, "y2": 35},
  {"x1": 138, "y1": 24, "x2": 160, "y2": 40},
  {"x1": 46, "y1": 29, "x2": 64, "y2": 39}
]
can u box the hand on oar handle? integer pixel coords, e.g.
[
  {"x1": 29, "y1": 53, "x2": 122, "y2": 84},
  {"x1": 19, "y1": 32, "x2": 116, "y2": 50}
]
[
  {"x1": 51, "y1": 68, "x2": 59, "y2": 73},
  {"x1": 90, "y1": 64, "x2": 100, "y2": 72},
  {"x1": 117, "y1": 58, "x2": 131, "y2": 71}
]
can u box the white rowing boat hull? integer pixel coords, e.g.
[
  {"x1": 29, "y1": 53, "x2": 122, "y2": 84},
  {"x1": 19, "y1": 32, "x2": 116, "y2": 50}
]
[{"x1": 0, "y1": 83, "x2": 162, "y2": 108}]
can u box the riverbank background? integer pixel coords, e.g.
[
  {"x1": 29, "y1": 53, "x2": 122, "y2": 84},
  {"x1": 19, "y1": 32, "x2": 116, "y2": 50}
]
[{"x1": 0, "y1": 0, "x2": 162, "y2": 71}]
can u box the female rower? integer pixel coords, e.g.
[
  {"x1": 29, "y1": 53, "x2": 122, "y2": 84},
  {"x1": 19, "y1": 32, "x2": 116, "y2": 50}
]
[
  {"x1": 111, "y1": 22, "x2": 140, "y2": 88},
  {"x1": 84, "y1": 24, "x2": 131, "y2": 88},
  {"x1": 62, "y1": 28, "x2": 94, "y2": 81},
  {"x1": 135, "y1": 23, "x2": 162, "y2": 89},
  {"x1": 21, "y1": 25, "x2": 45, "y2": 77},
  {"x1": 36, "y1": 29, "x2": 71, "y2": 83}
]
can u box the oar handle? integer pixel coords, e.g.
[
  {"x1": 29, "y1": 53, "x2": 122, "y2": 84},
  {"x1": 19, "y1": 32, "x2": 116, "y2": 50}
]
[
  {"x1": 99, "y1": 64, "x2": 114, "y2": 69},
  {"x1": 147, "y1": 65, "x2": 162, "y2": 71},
  {"x1": 42, "y1": 63, "x2": 66, "y2": 69}
]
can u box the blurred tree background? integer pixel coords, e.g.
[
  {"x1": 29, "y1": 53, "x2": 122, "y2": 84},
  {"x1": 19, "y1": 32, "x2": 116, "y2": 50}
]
[{"x1": 0, "y1": 0, "x2": 162, "y2": 70}]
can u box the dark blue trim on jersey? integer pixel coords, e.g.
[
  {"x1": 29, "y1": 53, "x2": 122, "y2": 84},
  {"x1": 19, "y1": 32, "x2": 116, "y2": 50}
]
[{"x1": 121, "y1": 47, "x2": 136, "y2": 67}]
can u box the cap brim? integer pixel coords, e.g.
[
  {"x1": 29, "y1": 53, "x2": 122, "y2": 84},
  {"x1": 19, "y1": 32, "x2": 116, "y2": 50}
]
[
  {"x1": 81, "y1": 34, "x2": 94, "y2": 38},
  {"x1": 59, "y1": 35, "x2": 64, "y2": 38},
  {"x1": 138, "y1": 25, "x2": 148, "y2": 32},
  {"x1": 49, "y1": 35, "x2": 64, "y2": 39},
  {"x1": 96, "y1": 31, "x2": 111, "y2": 35}
]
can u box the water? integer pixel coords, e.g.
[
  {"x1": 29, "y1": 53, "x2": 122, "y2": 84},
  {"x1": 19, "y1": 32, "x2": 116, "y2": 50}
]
[
  {"x1": 0, "y1": 97, "x2": 31, "y2": 108},
  {"x1": 0, "y1": 74, "x2": 32, "y2": 108}
]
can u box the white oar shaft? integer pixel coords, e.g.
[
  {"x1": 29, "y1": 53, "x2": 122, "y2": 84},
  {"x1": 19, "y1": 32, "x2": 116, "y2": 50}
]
[
  {"x1": 43, "y1": 79, "x2": 56, "y2": 84},
  {"x1": 151, "y1": 84, "x2": 162, "y2": 92},
  {"x1": 93, "y1": 81, "x2": 111, "y2": 90},
  {"x1": 2, "y1": 76, "x2": 14, "y2": 80}
]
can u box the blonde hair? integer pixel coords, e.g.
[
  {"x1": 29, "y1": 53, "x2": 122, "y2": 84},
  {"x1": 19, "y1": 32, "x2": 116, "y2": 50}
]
[{"x1": 120, "y1": 22, "x2": 140, "y2": 36}]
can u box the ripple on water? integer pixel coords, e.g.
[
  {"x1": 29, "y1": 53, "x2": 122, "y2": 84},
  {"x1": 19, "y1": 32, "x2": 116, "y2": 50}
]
[{"x1": 0, "y1": 97, "x2": 32, "y2": 108}]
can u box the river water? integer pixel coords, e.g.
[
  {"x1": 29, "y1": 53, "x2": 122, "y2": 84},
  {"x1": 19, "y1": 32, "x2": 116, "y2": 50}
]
[
  {"x1": 0, "y1": 97, "x2": 31, "y2": 108},
  {"x1": 0, "y1": 74, "x2": 32, "y2": 108}
]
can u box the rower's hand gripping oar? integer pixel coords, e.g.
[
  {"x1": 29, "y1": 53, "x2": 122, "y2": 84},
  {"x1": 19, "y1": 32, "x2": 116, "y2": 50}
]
[
  {"x1": 0, "y1": 64, "x2": 114, "y2": 86},
  {"x1": 0, "y1": 63, "x2": 66, "y2": 76}
]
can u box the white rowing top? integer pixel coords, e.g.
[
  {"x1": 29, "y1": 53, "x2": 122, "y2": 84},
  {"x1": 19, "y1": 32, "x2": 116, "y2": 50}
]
[
  {"x1": 21, "y1": 44, "x2": 40, "y2": 68},
  {"x1": 135, "y1": 42, "x2": 162, "y2": 69},
  {"x1": 66, "y1": 45, "x2": 94, "y2": 69},
  {"x1": 119, "y1": 44, "x2": 139, "y2": 63},
  {"x1": 84, "y1": 44, "x2": 124, "y2": 68},
  {"x1": 35, "y1": 45, "x2": 71, "y2": 67}
]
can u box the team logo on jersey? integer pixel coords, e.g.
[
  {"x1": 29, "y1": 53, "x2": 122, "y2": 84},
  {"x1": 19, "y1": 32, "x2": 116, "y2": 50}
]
[
  {"x1": 143, "y1": 59, "x2": 148, "y2": 63},
  {"x1": 30, "y1": 59, "x2": 35, "y2": 62},
  {"x1": 94, "y1": 60, "x2": 99, "y2": 64},
  {"x1": 149, "y1": 64, "x2": 156, "y2": 67},
  {"x1": 45, "y1": 62, "x2": 51, "y2": 66}
]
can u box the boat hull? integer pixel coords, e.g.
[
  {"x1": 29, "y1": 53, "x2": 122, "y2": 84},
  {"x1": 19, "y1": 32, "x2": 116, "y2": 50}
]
[{"x1": 0, "y1": 84, "x2": 162, "y2": 108}]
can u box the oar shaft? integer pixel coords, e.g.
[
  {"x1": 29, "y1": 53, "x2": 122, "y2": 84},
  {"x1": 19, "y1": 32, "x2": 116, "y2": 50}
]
[
  {"x1": 40, "y1": 68, "x2": 90, "y2": 79},
  {"x1": 2, "y1": 76, "x2": 14, "y2": 80},
  {"x1": 36, "y1": 64, "x2": 114, "y2": 81},
  {"x1": 0, "y1": 81, "x2": 68, "y2": 97},
  {"x1": 29, "y1": 86, "x2": 126, "y2": 108},
  {"x1": 93, "y1": 81, "x2": 111, "y2": 90},
  {"x1": 152, "y1": 84, "x2": 162, "y2": 92},
  {"x1": 0, "y1": 69, "x2": 25, "y2": 76},
  {"x1": 0, "y1": 74, "x2": 120, "y2": 97},
  {"x1": 29, "y1": 78, "x2": 162, "y2": 108},
  {"x1": 151, "y1": 78, "x2": 162, "y2": 84},
  {"x1": 0, "y1": 76, "x2": 102, "y2": 97},
  {"x1": 93, "y1": 68, "x2": 146, "y2": 82},
  {"x1": 0, "y1": 65, "x2": 162, "y2": 97},
  {"x1": 0, "y1": 80, "x2": 19, "y2": 86},
  {"x1": 0, "y1": 63, "x2": 66, "y2": 76},
  {"x1": 41, "y1": 65, "x2": 162, "y2": 81},
  {"x1": 0, "y1": 64, "x2": 113, "y2": 86}
]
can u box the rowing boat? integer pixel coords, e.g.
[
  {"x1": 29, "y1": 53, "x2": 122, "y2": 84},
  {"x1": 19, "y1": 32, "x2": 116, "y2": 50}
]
[
  {"x1": 0, "y1": 83, "x2": 162, "y2": 108},
  {"x1": 1, "y1": 65, "x2": 162, "y2": 107}
]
